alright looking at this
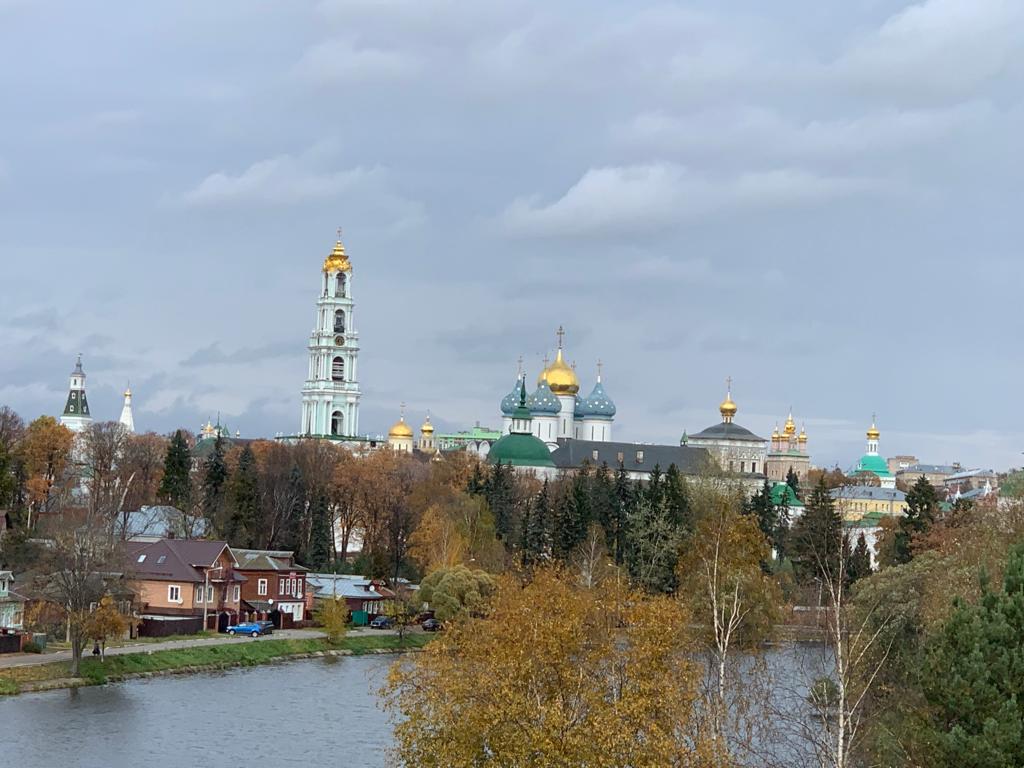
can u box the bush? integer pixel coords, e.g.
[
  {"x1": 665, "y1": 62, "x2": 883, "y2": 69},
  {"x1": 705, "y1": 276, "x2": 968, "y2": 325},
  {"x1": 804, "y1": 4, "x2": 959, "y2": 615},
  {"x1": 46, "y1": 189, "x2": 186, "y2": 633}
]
[{"x1": 21, "y1": 640, "x2": 42, "y2": 654}]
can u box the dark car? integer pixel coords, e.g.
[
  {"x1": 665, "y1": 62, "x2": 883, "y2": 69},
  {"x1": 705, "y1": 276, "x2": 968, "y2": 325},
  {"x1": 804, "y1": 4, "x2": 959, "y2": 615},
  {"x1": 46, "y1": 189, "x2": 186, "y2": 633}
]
[
  {"x1": 421, "y1": 618, "x2": 442, "y2": 632},
  {"x1": 257, "y1": 620, "x2": 274, "y2": 635},
  {"x1": 369, "y1": 615, "x2": 393, "y2": 629}
]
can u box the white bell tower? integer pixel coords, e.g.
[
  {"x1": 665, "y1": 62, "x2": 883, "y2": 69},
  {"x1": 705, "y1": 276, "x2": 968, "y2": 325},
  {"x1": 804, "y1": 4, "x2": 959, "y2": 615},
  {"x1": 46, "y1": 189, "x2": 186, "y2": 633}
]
[{"x1": 300, "y1": 231, "x2": 361, "y2": 438}]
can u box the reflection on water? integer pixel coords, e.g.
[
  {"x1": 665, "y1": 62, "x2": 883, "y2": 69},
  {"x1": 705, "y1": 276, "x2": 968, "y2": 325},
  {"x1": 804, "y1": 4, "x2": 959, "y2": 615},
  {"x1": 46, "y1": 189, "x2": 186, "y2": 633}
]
[
  {"x1": 3, "y1": 646, "x2": 831, "y2": 768},
  {"x1": 1, "y1": 655, "x2": 394, "y2": 768}
]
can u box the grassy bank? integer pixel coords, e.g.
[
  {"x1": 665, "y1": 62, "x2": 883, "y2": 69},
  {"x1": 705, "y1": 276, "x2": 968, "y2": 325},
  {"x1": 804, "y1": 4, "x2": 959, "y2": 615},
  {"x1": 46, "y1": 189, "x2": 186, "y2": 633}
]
[{"x1": 0, "y1": 633, "x2": 431, "y2": 695}]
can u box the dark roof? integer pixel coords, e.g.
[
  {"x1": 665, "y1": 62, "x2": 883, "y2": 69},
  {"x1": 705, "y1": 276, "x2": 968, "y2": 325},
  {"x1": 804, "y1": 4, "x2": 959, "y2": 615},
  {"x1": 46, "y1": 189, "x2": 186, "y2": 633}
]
[
  {"x1": 689, "y1": 421, "x2": 766, "y2": 442},
  {"x1": 125, "y1": 539, "x2": 243, "y2": 583},
  {"x1": 191, "y1": 436, "x2": 255, "y2": 460},
  {"x1": 233, "y1": 549, "x2": 308, "y2": 572},
  {"x1": 550, "y1": 439, "x2": 712, "y2": 475}
]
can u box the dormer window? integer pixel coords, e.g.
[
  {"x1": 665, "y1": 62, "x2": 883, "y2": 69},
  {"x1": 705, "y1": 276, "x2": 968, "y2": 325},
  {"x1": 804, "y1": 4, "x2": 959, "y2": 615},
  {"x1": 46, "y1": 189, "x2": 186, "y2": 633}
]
[
  {"x1": 137, "y1": 554, "x2": 146, "y2": 563},
  {"x1": 636, "y1": 450, "x2": 644, "y2": 464}
]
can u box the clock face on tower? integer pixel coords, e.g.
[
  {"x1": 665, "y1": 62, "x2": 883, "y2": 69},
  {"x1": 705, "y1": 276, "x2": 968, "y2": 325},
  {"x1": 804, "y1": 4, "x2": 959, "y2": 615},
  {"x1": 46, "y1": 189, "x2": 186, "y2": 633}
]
[{"x1": 335, "y1": 335, "x2": 345, "y2": 346}]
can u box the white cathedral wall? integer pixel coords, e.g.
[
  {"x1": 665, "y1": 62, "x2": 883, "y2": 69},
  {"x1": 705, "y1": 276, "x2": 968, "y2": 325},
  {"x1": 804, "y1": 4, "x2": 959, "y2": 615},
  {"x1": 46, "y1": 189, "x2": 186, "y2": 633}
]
[{"x1": 556, "y1": 395, "x2": 575, "y2": 438}]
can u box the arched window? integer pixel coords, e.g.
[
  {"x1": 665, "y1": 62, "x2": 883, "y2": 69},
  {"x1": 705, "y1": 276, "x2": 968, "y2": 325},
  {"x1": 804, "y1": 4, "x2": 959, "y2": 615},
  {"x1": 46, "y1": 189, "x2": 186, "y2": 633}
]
[
  {"x1": 335, "y1": 273, "x2": 347, "y2": 297},
  {"x1": 334, "y1": 310, "x2": 345, "y2": 333},
  {"x1": 332, "y1": 356, "x2": 345, "y2": 382},
  {"x1": 331, "y1": 410, "x2": 344, "y2": 436}
]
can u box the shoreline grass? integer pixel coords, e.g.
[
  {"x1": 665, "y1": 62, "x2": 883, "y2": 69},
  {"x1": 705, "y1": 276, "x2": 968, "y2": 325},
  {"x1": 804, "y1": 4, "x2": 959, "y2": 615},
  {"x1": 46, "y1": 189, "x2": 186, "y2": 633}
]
[{"x1": 0, "y1": 633, "x2": 431, "y2": 695}]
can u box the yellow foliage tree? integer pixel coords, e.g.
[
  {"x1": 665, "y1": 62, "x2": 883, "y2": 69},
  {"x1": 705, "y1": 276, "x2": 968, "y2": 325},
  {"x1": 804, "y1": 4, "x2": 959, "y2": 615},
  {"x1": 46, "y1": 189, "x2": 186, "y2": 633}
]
[
  {"x1": 84, "y1": 595, "x2": 133, "y2": 660},
  {"x1": 314, "y1": 598, "x2": 348, "y2": 644},
  {"x1": 384, "y1": 568, "x2": 712, "y2": 767}
]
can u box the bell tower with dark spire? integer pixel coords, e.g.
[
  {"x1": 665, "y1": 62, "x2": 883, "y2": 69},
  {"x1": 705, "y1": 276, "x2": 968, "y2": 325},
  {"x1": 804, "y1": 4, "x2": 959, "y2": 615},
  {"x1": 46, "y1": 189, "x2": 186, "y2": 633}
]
[{"x1": 60, "y1": 354, "x2": 93, "y2": 433}]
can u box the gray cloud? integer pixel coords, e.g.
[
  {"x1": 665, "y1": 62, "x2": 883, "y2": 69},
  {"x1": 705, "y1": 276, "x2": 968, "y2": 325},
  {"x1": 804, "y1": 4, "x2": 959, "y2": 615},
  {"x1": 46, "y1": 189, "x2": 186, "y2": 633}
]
[{"x1": 181, "y1": 341, "x2": 297, "y2": 368}]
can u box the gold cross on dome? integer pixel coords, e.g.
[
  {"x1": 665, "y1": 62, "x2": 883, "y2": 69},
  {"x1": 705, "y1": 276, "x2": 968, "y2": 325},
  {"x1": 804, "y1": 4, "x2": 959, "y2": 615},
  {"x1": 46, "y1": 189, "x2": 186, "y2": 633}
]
[
  {"x1": 556, "y1": 325, "x2": 565, "y2": 349},
  {"x1": 597, "y1": 359, "x2": 603, "y2": 378},
  {"x1": 725, "y1": 375, "x2": 732, "y2": 395},
  {"x1": 400, "y1": 401, "x2": 406, "y2": 418},
  {"x1": 336, "y1": 226, "x2": 343, "y2": 241}
]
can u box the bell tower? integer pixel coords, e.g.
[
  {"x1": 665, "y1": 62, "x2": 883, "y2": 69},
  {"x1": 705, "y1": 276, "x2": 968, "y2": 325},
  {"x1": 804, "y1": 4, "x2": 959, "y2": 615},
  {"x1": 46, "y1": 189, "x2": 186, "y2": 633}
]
[
  {"x1": 60, "y1": 354, "x2": 93, "y2": 433},
  {"x1": 300, "y1": 231, "x2": 361, "y2": 438}
]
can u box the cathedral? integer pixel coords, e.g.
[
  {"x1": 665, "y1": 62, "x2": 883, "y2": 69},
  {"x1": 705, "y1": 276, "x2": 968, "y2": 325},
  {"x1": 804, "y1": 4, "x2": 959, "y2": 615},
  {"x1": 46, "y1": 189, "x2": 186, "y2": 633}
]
[
  {"x1": 498, "y1": 327, "x2": 617, "y2": 450},
  {"x1": 299, "y1": 232, "x2": 362, "y2": 438},
  {"x1": 765, "y1": 410, "x2": 810, "y2": 483}
]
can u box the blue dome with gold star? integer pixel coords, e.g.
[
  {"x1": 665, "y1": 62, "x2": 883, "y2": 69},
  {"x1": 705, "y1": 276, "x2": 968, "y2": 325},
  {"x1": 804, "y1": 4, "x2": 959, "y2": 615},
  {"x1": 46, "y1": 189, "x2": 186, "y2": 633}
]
[{"x1": 578, "y1": 380, "x2": 616, "y2": 419}]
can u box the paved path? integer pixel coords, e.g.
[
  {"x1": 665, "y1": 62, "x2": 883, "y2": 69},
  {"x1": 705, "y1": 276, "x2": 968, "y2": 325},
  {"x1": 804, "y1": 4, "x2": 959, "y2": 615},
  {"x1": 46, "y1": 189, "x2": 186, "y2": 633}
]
[{"x1": 0, "y1": 628, "x2": 326, "y2": 670}]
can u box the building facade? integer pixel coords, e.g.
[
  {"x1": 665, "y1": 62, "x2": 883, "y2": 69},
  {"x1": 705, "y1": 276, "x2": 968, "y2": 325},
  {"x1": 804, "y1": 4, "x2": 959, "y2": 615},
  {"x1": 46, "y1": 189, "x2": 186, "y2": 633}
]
[
  {"x1": 234, "y1": 549, "x2": 308, "y2": 625},
  {"x1": 60, "y1": 355, "x2": 93, "y2": 433},
  {"x1": 687, "y1": 383, "x2": 768, "y2": 490},
  {"x1": 300, "y1": 234, "x2": 361, "y2": 438},
  {"x1": 851, "y1": 417, "x2": 896, "y2": 489},
  {"x1": 765, "y1": 411, "x2": 810, "y2": 483}
]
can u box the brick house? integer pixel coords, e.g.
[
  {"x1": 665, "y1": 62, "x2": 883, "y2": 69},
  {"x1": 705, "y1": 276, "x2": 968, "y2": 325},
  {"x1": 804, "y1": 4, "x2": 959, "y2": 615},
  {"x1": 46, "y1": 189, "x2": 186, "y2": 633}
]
[
  {"x1": 233, "y1": 549, "x2": 308, "y2": 627},
  {"x1": 126, "y1": 539, "x2": 246, "y2": 635}
]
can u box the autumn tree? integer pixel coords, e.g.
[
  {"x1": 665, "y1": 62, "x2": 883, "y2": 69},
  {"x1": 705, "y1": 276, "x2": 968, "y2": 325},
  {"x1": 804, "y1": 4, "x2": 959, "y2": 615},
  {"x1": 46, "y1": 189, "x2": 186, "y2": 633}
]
[
  {"x1": 384, "y1": 568, "x2": 707, "y2": 767},
  {"x1": 314, "y1": 597, "x2": 348, "y2": 643},
  {"x1": 84, "y1": 594, "x2": 133, "y2": 659},
  {"x1": 119, "y1": 431, "x2": 168, "y2": 516},
  {"x1": 19, "y1": 415, "x2": 74, "y2": 530},
  {"x1": 679, "y1": 486, "x2": 779, "y2": 760}
]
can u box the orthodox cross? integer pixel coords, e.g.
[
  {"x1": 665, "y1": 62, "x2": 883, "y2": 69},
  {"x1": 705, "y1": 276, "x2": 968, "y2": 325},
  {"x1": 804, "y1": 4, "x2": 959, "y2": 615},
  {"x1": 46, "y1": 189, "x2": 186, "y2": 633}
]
[
  {"x1": 336, "y1": 226, "x2": 343, "y2": 241},
  {"x1": 725, "y1": 375, "x2": 732, "y2": 395},
  {"x1": 597, "y1": 359, "x2": 603, "y2": 380},
  {"x1": 556, "y1": 325, "x2": 565, "y2": 349}
]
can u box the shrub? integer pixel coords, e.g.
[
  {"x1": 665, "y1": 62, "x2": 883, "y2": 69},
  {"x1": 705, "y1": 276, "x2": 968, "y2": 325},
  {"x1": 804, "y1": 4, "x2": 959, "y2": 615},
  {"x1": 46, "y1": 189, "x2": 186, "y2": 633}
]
[{"x1": 21, "y1": 640, "x2": 42, "y2": 654}]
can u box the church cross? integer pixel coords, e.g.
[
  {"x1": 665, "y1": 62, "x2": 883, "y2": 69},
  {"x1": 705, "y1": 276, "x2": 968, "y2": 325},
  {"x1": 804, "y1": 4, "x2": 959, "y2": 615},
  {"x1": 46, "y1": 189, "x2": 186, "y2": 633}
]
[
  {"x1": 725, "y1": 375, "x2": 732, "y2": 395},
  {"x1": 556, "y1": 325, "x2": 565, "y2": 349},
  {"x1": 336, "y1": 226, "x2": 343, "y2": 241},
  {"x1": 597, "y1": 359, "x2": 603, "y2": 379}
]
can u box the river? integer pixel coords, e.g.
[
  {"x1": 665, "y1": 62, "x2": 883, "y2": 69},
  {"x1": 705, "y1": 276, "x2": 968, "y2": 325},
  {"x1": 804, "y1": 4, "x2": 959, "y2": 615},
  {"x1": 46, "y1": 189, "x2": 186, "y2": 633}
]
[
  {"x1": 2, "y1": 646, "x2": 828, "y2": 767},
  {"x1": 1, "y1": 655, "x2": 395, "y2": 768}
]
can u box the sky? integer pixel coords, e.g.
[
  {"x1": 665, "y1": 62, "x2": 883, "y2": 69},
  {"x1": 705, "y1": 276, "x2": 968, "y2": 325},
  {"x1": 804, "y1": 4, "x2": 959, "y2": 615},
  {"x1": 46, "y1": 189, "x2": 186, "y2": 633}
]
[{"x1": 2, "y1": 0, "x2": 1024, "y2": 471}]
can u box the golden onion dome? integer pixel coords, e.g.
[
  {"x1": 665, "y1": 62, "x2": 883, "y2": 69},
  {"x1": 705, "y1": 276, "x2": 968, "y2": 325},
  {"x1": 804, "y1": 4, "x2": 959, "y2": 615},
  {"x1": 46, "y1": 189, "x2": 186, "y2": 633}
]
[
  {"x1": 388, "y1": 417, "x2": 413, "y2": 439},
  {"x1": 543, "y1": 348, "x2": 579, "y2": 395},
  {"x1": 784, "y1": 412, "x2": 796, "y2": 435},
  {"x1": 771, "y1": 425, "x2": 781, "y2": 440},
  {"x1": 866, "y1": 422, "x2": 880, "y2": 441},
  {"x1": 798, "y1": 426, "x2": 808, "y2": 443},
  {"x1": 323, "y1": 238, "x2": 352, "y2": 273},
  {"x1": 420, "y1": 416, "x2": 434, "y2": 435},
  {"x1": 719, "y1": 393, "x2": 738, "y2": 423}
]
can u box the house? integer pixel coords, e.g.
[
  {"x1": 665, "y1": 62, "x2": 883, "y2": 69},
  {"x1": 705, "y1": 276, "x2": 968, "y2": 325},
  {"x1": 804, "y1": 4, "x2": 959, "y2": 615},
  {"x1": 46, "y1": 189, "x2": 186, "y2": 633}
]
[
  {"x1": 233, "y1": 549, "x2": 309, "y2": 627},
  {"x1": 307, "y1": 573, "x2": 389, "y2": 624},
  {"x1": 830, "y1": 486, "x2": 908, "y2": 521},
  {"x1": 125, "y1": 539, "x2": 246, "y2": 636},
  {"x1": 0, "y1": 570, "x2": 26, "y2": 631}
]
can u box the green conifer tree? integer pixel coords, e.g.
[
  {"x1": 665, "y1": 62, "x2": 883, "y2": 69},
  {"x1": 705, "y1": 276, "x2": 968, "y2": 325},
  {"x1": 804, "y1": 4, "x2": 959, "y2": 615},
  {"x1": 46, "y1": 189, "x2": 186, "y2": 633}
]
[
  {"x1": 663, "y1": 463, "x2": 690, "y2": 533},
  {"x1": 847, "y1": 532, "x2": 873, "y2": 583},
  {"x1": 922, "y1": 544, "x2": 1024, "y2": 765},
  {"x1": 280, "y1": 464, "x2": 306, "y2": 558},
  {"x1": 227, "y1": 444, "x2": 260, "y2": 547},
  {"x1": 785, "y1": 466, "x2": 801, "y2": 499},
  {"x1": 895, "y1": 476, "x2": 940, "y2": 564},
  {"x1": 553, "y1": 484, "x2": 586, "y2": 559},
  {"x1": 201, "y1": 434, "x2": 228, "y2": 535},
  {"x1": 522, "y1": 480, "x2": 552, "y2": 566},
  {"x1": 790, "y1": 477, "x2": 843, "y2": 585},
  {"x1": 158, "y1": 430, "x2": 192, "y2": 510},
  {"x1": 307, "y1": 491, "x2": 333, "y2": 571}
]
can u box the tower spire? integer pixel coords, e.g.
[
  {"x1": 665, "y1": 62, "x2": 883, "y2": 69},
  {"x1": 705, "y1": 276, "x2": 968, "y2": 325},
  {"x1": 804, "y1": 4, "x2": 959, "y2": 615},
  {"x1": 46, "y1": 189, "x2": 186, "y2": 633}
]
[{"x1": 119, "y1": 383, "x2": 135, "y2": 434}]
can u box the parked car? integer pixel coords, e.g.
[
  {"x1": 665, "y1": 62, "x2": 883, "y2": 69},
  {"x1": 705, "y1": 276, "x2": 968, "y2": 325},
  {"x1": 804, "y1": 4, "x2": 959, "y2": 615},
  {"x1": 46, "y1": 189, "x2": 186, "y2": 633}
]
[
  {"x1": 257, "y1": 620, "x2": 274, "y2": 635},
  {"x1": 415, "y1": 610, "x2": 435, "y2": 623},
  {"x1": 369, "y1": 615, "x2": 393, "y2": 629},
  {"x1": 226, "y1": 622, "x2": 266, "y2": 637},
  {"x1": 421, "y1": 618, "x2": 442, "y2": 632}
]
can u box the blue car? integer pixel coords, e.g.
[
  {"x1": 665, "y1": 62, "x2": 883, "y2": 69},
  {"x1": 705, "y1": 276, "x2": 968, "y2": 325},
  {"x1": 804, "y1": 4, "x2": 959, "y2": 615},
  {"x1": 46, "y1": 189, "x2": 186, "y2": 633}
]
[
  {"x1": 226, "y1": 622, "x2": 265, "y2": 637},
  {"x1": 369, "y1": 615, "x2": 393, "y2": 629}
]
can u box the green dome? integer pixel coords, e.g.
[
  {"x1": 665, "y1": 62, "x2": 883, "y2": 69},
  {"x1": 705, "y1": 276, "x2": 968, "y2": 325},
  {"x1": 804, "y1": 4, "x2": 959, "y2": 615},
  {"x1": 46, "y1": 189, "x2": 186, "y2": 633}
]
[
  {"x1": 488, "y1": 432, "x2": 555, "y2": 468},
  {"x1": 854, "y1": 453, "x2": 892, "y2": 477}
]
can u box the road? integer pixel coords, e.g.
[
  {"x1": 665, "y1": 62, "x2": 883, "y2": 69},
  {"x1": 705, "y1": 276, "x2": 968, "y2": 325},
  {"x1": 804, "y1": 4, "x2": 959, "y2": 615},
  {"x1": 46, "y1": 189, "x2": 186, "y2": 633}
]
[{"x1": 0, "y1": 628, "x2": 329, "y2": 670}]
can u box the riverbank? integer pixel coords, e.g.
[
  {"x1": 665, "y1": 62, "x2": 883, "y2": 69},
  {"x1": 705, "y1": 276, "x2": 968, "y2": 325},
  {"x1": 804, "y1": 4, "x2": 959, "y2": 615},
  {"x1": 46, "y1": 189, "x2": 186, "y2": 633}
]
[{"x1": 0, "y1": 633, "x2": 431, "y2": 696}]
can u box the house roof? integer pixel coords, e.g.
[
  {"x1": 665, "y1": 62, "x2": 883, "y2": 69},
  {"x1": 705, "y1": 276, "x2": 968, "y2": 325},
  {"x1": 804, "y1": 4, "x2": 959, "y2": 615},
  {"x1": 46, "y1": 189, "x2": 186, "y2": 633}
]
[
  {"x1": 232, "y1": 549, "x2": 308, "y2": 572},
  {"x1": 831, "y1": 486, "x2": 906, "y2": 502},
  {"x1": 550, "y1": 439, "x2": 712, "y2": 475},
  {"x1": 124, "y1": 506, "x2": 209, "y2": 541},
  {"x1": 307, "y1": 574, "x2": 386, "y2": 600},
  {"x1": 689, "y1": 421, "x2": 767, "y2": 442},
  {"x1": 125, "y1": 539, "x2": 244, "y2": 583},
  {"x1": 770, "y1": 482, "x2": 804, "y2": 508},
  {"x1": 899, "y1": 463, "x2": 957, "y2": 475}
]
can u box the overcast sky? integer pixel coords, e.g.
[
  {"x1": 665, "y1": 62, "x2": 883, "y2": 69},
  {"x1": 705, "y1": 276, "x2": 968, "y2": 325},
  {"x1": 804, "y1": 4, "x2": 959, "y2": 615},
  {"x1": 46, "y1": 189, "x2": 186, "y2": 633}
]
[{"x1": 2, "y1": 0, "x2": 1023, "y2": 470}]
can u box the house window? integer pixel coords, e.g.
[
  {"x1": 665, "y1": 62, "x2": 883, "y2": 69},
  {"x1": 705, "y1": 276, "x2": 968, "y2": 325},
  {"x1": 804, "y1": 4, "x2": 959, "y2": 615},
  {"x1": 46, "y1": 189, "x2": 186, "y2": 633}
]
[
  {"x1": 196, "y1": 588, "x2": 204, "y2": 604},
  {"x1": 617, "y1": 452, "x2": 624, "y2": 464},
  {"x1": 279, "y1": 578, "x2": 285, "y2": 594},
  {"x1": 157, "y1": 555, "x2": 166, "y2": 564},
  {"x1": 137, "y1": 554, "x2": 146, "y2": 563},
  {"x1": 207, "y1": 585, "x2": 214, "y2": 603},
  {"x1": 290, "y1": 577, "x2": 296, "y2": 596},
  {"x1": 258, "y1": 579, "x2": 268, "y2": 596},
  {"x1": 297, "y1": 578, "x2": 303, "y2": 594},
  {"x1": 751, "y1": 462, "x2": 757, "y2": 474},
  {"x1": 168, "y1": 585, "x2": 181, "y2": 603},
  {"x1": 232, "y1": 585, "x2": 240, "y2": 602}
]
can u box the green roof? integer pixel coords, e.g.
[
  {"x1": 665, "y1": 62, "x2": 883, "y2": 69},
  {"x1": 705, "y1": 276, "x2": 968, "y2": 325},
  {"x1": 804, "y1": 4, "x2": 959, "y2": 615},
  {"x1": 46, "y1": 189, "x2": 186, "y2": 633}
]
[
  {"x1": 488, "y1": 433, "x2": 555, "y2": 468},
  {"x1": 770, "y1": 482, "x2": 804, "y2": 508},
  {"x1": 854, "y1": 453, "x2": 892, "y2": 477}
]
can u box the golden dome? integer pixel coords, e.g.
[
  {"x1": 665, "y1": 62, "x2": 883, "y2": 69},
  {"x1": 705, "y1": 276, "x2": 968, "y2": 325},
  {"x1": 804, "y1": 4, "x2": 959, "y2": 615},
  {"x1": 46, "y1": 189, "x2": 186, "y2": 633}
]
[
  {"x1": 322, "y1": 238, "x2": 352, "y2": 273},
  {"x1": 420, "y1": 416, "x2": 434, "y2": 434},
  {"x1": 388, "y1": 417, "x2": 413, "y2": 439},
  {"x1": 543, "y1": 348, "x2": 579, "y2": 395},
  {"x1": 798, "y1": 426, "x2": 808, "y2": 443},
  {"x1": 719, "y1": 393, "x2": 737, "y2": 423},
  {"x1": 866, "y1": 422, "x2": 880, "y2": 441},
  {"x1": 771, "y1": 425, "x2": 781, "y2": 440},
  {"x1": 784, "y1": 411, "x2": 796, "y2": 435}
]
